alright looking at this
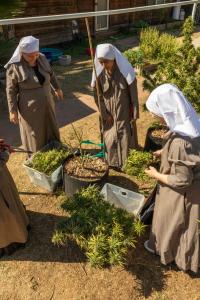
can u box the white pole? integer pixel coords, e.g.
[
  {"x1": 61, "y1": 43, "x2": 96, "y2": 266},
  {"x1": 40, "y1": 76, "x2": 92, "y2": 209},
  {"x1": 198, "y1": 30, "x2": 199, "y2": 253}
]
[{"x1": 192, "y1": 3, "x2": 198, "y2": 20}]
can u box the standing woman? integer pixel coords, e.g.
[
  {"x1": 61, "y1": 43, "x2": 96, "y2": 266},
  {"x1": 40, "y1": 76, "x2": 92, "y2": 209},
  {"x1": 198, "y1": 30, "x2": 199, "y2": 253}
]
[
  {"x1": 0, "y1": 139, "x2": 29, "y2": 257},
  {"x1": 144, "y1": 83, "x2": 200, "y2": 273},
  {"x1": 5, "y1": 36, "x2": 63, "y2": 153},
  {"x1": 91, "y1": 44, "x2": 139, "y2": 169}
]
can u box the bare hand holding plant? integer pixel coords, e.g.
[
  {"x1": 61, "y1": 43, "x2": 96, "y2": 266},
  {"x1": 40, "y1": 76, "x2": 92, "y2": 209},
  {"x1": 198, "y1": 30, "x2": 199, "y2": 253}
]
[{"x1": 153, "y1": 149, "x2": 163, "y2": 157}]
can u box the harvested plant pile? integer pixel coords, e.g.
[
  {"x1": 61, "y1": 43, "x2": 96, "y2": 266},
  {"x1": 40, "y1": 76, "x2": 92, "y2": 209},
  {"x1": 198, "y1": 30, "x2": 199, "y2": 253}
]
[
  {"x1": 52, "y1": 185, "x2": 145, "y2": 267},
  {"x1": 28, "y1": 148, "x2": 71, "y2": 175},
  {"x1": 122, "y1": 150, "x2": 154, "y2": 180}
]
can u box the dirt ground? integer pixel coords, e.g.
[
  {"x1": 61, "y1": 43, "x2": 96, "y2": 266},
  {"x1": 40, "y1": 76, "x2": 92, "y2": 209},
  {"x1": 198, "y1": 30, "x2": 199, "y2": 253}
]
[{"x1": 0, "y1": 56, "x2": 200, "y2": 300}]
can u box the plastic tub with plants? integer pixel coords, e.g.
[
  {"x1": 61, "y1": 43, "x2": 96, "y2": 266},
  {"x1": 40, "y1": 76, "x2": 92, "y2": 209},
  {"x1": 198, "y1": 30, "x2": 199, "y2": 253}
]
[{"x1": 24, "y1": 141, "x2": 71, "y2": 192}]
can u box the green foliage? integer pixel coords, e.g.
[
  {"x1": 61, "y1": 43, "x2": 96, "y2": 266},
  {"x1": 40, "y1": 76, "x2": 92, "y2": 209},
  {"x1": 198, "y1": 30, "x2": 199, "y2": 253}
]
[
  {"x1": 28, "y1": 148, "x2": 71, "y2": 175},
  {"x1": 140, "y1": 27, "x2": 179, "y2": 62},
  {"x1": 140, "y1": 27, "x2": 160, "y2": 61},
  {"x1": 143, "y1": 17, "x2": 200, "y2": 112},
  {"x1": 123, "y1": 49, "x2": 144, "y2": 69},
  {"x1": 0, "y1": 0, "x2": 25, "y2": 19},
  {"x1": 157, "y1": 33, "x2": 179, "y2": 60},
  {"x1": 122, "y1": 149, "x2": 153, "y2": 180},
  {"x1": 52, "y1": 185, "x2": 146, "y2": 268},
  {"x1": 0, "y1": 34, "x2": 17, "y2": 65}
]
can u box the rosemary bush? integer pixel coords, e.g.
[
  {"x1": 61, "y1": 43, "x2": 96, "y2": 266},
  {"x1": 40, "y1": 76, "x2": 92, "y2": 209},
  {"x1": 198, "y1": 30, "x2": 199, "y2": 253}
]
[{"x1": 52, "y1": 185, "x2": 145, "y2": 268}]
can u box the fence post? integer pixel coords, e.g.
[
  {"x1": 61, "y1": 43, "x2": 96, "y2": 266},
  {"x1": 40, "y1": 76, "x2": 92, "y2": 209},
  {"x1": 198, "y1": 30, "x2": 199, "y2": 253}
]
[{"x1": 192, "y1": 2, "x2": 198, "y2": 20}]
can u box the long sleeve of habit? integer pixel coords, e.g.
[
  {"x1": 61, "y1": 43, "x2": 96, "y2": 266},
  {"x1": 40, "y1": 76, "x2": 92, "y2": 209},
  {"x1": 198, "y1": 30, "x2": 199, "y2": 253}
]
[
  {"x1": 50, "y1": 67, "x2": 60, "y2": 91},
  {"x1": 94, "y1": 87, "x2": 111, "y2": 121},
  {"x1": 167, "y1": 139, "x2": 195, "y2": 190},
  {"x1": 128, "y1": 78, "x2": 139, "y2": 120},
  {"x1": 6, "y1": 65, "x2": 19, "y2": 113}
]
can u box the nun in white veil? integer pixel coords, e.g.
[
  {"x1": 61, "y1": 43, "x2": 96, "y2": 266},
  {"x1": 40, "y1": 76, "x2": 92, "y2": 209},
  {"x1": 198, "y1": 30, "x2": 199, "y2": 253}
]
[
  {"x1": 144, "y1": 83, "x2": 200, "y2": 273},
  {"x1": 5, "y1": 36, "x2": 63, "y2": 153},
  {"x1": 91, "y1": 43, "x2": 139, "y2": 168}
]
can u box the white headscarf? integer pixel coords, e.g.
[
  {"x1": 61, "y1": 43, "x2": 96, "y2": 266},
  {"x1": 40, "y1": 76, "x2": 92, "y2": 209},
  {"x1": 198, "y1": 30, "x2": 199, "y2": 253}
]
[
  {"x1": 91, "y1": 43, "x2": 135, "y2": 87},
  {"x1": 4, "y1": 36, "x2": 39, "y2": 69},
  {"x1": 146, "y1": 83, "x2": 200, "y2": 138}
]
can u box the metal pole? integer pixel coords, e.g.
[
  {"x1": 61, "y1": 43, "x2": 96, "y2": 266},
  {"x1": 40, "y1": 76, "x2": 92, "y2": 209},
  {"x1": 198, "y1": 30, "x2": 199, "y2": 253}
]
[{"x1": 192, "y1": 3, "x2": 198, "y2": 20}]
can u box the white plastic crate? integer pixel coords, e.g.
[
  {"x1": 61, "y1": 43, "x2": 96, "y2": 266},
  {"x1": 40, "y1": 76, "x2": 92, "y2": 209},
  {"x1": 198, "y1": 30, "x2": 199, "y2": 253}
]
[
  {"x1": 23, "y1": 141, "x2": 67, "y2": 192},
  {"x1": 101, "y1": 183, "x2": 145, "y2": 215}
]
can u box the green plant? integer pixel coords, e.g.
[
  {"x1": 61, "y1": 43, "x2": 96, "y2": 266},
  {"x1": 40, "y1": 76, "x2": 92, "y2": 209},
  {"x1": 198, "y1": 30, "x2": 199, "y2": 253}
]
[
  {"x1": 0, "y1": 0, "x2": 25, "y2": 19},
  {"x1": 123, "y1": 49, "x2": 144, "y2": 71},
  {"x1": 143, "y1": 17, "x2": 200, "y2": 112},
  {"x1": 28, "y1": 148, "x2": 71, "y2": 175},
  {"x1": 122, "y1": 149, "x2": 153, "y2": 180},
  {"x1": 140, "y1": 27, "x2": 160, "y2": 62},
  {"x1": 0, "y1": 34, "x2": 17, "y2": 65},
  {"x1": 52, "y1": 185, "x2": 146, "y2": 267}
]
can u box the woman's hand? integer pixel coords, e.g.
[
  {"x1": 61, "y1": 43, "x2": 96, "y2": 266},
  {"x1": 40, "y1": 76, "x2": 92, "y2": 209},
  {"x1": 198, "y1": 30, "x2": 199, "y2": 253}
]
[
  {"x1": 9, "y1": 112, "x2": 18, "y2": 124},
  {"x1": 153, "y1": 149, "x2": 163, "y2": 157},
  {"x1": 55, "y1": 89, "x2": 64, "y2": 100},
  {"x1": 145, "y1": 166, "x2": 169, "y2": 185},
  {"x1": 145, "y1": 166, "x2": 159, "y2": 179}
]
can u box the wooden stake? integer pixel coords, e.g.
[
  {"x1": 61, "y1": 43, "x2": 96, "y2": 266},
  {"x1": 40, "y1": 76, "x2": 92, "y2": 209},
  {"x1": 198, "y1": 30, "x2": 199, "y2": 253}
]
[{"x1": 85, "y1": 18, "x2": 104, "y2": 133}]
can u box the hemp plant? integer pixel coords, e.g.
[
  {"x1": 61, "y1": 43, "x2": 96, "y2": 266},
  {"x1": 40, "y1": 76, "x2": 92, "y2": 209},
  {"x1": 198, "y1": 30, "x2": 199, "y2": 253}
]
[{"x1": 52, "y1": 185, "x2": 146, "y2": 268}]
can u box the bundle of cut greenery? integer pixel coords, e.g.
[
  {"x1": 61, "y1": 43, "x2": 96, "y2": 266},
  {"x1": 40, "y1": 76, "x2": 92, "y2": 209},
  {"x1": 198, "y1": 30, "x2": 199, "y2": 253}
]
[
  {"x1": 122, "y1": 149, "x2": 154, "y2": 180},
  {"x1": 52, "y1": 185, "x2": 145, "y2": 268},
  {"x1": 28, "y1": 148, "x2": 71, "y2": 175}
]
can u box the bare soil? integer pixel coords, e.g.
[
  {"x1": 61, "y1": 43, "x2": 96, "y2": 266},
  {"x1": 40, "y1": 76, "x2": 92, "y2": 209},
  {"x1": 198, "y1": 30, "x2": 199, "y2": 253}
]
[
  {"x1": 0, "y1": 56, "x2": 200, "y2": 300},
  {"x1": 64, "y1": 156, "x2": 108, "y2": 180}
]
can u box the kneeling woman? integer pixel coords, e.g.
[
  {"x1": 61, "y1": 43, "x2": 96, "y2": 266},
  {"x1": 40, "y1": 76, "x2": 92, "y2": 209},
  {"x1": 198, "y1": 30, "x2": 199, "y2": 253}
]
[
  {"x1": 144, "y1": 84, "x2": 200, "y2": 273},
  {"x1": 0, "y1": 140, "x2": 29, "y2": 257}
]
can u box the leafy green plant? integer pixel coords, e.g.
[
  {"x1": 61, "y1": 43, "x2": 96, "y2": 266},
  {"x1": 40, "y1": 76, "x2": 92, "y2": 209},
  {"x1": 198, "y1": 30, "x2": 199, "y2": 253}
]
[
  {"x1": 140, "y1": 27, "x2": 160, "y2": 62},
  {"x1": 0, "y1": 34, "x2": 17, "y2": 65},
  {"x1": 0, "y1": 0, "x2": 25, "y2": 19},
  {"x1": 143, "y1": 17, "x2": 200, "y2": 112},
  {"x1": 52, "y1": 185, "x2": 146, "y2": 268},
  {"x1": 28, "y1": 148, "x2": 71, "y2": 175},
  {"x1": 124, "y1": 49, "x2": 144, "y2": 71},
  {"x1": 122, "y1": 149, "x2": 153, "y2": 180}
]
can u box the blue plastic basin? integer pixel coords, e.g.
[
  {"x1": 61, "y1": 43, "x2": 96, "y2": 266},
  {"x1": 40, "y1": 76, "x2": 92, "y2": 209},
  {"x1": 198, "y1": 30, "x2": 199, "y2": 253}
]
[{"x1": 40, "y1": 48, "x2": 63, "y2": 61}]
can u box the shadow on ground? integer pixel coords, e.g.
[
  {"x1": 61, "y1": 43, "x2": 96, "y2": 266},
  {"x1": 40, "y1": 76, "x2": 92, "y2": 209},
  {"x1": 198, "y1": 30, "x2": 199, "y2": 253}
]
[{"x1": 0, "y1": 210, "x2": 86, "y2": 264}]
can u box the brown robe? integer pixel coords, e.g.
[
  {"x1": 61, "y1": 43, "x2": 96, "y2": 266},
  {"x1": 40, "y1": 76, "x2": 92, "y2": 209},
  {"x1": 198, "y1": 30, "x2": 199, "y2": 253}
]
[
  {"x1": 94, "y1": 64, "x2": 139, "y2": 168},
  {"x1": 0, "y1": 151, "x2": 29, "y2": 249},
  {"x1": 148, "y1": 132, "x2": 200, "y2": 273},
  {"x1": 6, "y1": 53, "x2": 60, "y2": 153}
]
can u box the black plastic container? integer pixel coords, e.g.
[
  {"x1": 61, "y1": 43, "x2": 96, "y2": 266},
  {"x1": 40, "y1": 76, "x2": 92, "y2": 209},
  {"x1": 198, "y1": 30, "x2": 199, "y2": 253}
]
[
  {"x1": 144, "y1": 125, "x2": 168, "y2": 152},
  {"x1": 63, "y1": 154, "x2": 109, "y2": 197}
]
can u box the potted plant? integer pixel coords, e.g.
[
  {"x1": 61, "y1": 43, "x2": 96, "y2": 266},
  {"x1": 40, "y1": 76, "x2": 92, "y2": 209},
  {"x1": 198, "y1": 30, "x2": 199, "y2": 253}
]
[
  {"x1": 63, "y1": 124, "x2": 109, "y2": 196},
  {"x1": 144, "y1": 122, "x2": 168, "y2": 152}
]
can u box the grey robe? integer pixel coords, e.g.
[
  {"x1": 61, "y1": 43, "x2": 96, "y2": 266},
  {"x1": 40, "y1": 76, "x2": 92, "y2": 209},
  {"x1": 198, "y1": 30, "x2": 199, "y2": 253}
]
[
  {"x1": 148, "y1": 132, "x2": 200, "y2": 273},
  {"x1": 0, "y1": 151, "x2": 29, "y2": 248},
  {"x1": 6, "y1": 54, "x2": 60, "y2": 153},
  {"x1": 94, "y1": 65, "x2": 139, "y2": 168}
]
